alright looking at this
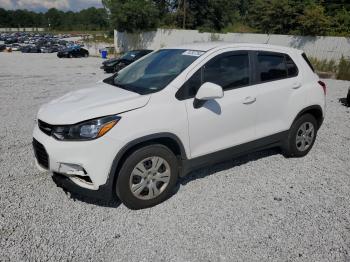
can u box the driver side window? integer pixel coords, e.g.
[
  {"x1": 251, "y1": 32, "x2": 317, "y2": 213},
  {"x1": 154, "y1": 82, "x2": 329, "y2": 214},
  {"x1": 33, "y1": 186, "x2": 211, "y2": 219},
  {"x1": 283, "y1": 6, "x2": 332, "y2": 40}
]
[{"x1": 176, "y1": 51, "x2": 250, "y2": 100}]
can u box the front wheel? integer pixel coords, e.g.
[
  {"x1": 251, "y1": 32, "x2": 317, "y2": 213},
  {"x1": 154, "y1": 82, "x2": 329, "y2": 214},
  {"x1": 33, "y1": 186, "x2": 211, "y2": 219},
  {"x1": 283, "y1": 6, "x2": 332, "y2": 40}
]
[
  {"x1": 116, "y1": 145, "x2": 179, "y2": 209},
  {"x1": 282, "y1": 113, "x2": 318, "y2": 157}
]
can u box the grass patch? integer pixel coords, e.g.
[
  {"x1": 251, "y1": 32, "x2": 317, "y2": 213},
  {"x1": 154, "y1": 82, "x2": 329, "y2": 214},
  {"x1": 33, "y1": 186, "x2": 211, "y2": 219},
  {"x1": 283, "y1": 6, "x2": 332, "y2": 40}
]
[
  {"x1": 337, "y1": 56, "x2": 350, "y2": 81},
  {"x1": 309, "y1": 56, "x2": 350, "y2": 80}
]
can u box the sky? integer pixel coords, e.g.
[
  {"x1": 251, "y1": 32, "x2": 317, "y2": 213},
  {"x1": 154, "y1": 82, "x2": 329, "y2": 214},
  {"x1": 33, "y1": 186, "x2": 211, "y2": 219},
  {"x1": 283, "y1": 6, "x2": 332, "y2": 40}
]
[{"x1": 0, "y1": 0, "x2": 104, "y2": 12}]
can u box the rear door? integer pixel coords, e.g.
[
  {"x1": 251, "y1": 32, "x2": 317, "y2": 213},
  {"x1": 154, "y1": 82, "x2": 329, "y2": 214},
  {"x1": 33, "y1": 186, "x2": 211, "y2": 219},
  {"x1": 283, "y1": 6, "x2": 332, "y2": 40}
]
[{"x1": 253, "y1": 51, "x2": 302, "y2": 138}]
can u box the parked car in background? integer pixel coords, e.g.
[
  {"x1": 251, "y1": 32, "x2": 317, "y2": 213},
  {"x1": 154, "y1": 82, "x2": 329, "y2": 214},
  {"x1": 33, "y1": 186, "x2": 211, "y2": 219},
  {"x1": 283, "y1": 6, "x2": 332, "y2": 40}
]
[
  {"x1": 57, "y1": 47, "x2": 89, "y2": 58},
  {"x1": 8, "y1": 43, "x2": 21, "y2": 51},
  {"x1": 33, "y1": 43, "x2": 325, "y2": 209},
  {"x1": 347, "y1": 88, "x2": 350, "y2": 106},
  {"x1": 21, "y1": 45, "x2": 41, "y2": 53},
  {"x1": 101, "y1": 49, "x2": 153, "y2": 73},
  {"x1": 0, "y1": 44, "x2": 6, "y2": 52},
  {"x1": 41, "y1": 45, "x2": 61, "y2": 53},
  {"x1": 0, "y1": 32, "x2": 80, "y2": 55}
]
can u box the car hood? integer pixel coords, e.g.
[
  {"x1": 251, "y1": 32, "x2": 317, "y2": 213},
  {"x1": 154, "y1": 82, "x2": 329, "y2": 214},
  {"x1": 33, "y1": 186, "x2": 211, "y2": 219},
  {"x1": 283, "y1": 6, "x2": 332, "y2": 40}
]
[
  {"x1": 103, "y1": 58, "x2": 119, "y2": 65},
  {"x1": 37, "y1": 82, "x2": 151, "y2": 125}
]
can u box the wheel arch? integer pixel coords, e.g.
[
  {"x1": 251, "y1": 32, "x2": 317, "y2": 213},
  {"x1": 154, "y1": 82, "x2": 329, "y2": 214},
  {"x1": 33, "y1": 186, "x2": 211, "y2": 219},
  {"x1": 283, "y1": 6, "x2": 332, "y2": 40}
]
[
  {"x1": 107, "y1": 133, "x2": 187, "y2": 188},
  {"x1": 292, "y1": 105, "x2": 324, "y2": 129}
]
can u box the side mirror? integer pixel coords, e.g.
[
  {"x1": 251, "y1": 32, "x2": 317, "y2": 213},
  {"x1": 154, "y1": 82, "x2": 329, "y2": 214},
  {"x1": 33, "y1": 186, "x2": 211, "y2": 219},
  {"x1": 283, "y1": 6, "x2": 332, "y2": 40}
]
[
  {"x1": 195, "y1": 82, "x2": 224, "y2": 101},
  {"x1": 194, "y1": 82, "x2": 223, "y2": 108}
]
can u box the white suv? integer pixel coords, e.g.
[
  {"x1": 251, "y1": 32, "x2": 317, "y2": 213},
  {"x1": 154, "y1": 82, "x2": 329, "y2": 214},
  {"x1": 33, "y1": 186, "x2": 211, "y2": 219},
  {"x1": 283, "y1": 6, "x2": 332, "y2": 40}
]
[{"x1": 33, "y1": 43, "x2": 326, "y2": 209}]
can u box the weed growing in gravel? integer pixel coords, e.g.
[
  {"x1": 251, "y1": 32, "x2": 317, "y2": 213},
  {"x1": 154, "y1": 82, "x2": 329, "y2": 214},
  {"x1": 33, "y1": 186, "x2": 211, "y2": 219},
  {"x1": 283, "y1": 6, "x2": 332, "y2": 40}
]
[
  {"x1": 310, "y1": 56, "x2": 350, "y2": 80},
  {"x1": 337, "y1": 56, "x2": 350, "y2": 80}
]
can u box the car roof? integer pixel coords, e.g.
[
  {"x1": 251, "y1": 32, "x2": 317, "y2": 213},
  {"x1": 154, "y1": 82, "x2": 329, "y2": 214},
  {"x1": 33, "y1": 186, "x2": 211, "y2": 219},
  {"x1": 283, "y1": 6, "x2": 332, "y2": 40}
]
[{"x1": 166, "y1": 42, "x2": 302, "y2": 54}]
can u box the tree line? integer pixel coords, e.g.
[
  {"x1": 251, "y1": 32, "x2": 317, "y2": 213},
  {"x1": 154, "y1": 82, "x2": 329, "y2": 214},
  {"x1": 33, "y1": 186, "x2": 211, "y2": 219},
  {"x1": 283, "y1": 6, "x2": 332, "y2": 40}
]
[
  {"x1": 0, "y1": 7, "x2": 108, "y2": 31},
  {"x1": 0, "y1": 0, "x2": 350, "y2": 36}
]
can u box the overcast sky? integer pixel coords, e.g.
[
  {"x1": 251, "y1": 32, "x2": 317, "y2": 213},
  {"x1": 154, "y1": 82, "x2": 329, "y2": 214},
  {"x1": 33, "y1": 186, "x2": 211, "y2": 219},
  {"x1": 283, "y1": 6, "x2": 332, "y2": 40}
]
[{"x1": 0, "y1": 0, "x2": 103, "y2": 11}]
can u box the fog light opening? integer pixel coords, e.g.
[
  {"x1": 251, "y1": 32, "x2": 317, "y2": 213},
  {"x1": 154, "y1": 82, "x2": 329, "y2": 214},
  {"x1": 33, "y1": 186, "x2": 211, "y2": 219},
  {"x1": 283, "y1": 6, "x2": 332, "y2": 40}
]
[
  {"x1": 58, "y1": 163, "x2": 87, "y2": 176},
  {"x1": 73, "y1": 175, "x2": 92, "y2": 184}
]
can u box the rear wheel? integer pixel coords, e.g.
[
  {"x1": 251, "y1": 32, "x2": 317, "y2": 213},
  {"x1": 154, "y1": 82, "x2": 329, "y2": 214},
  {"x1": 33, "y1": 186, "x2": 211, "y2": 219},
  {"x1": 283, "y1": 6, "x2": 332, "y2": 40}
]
[
  {"x1": 282, "y1": 113, "x2": 318, "y2": 157},
  {"x1": 116, "y1": 145, "x2": 178, "y2": 209}
]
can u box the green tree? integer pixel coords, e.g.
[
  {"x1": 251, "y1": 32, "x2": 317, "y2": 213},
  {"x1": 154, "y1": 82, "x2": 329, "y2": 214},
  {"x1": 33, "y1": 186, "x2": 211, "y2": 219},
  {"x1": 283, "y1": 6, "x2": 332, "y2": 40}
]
[
  {"x1": 331, "y1": 8, "x2": 350, "y2": 35},
  {"x1": 78, "y1": 7, "x2": 108, "y2": 30},
  {"x1": 248, "y1": 0, "x2": 296, "y2": 34},
  {"x1": 45, "y1": 8, "x2": 64, "y2": 29},
  {"x1": 324, "y1": 0, "x2": 350, "y2": 16},
  {"x1": 103, "y1": 0, "x2": 159, "y2": 32},
  {"x1": 297, "y1": 4, "x2": 331, "y2": 36},
  {"x1": 0, "y1": 8, "x2": 13, "y2": 27},
  {"x1": 172, "y1": 0, "x2": 241, "y2": 31}
]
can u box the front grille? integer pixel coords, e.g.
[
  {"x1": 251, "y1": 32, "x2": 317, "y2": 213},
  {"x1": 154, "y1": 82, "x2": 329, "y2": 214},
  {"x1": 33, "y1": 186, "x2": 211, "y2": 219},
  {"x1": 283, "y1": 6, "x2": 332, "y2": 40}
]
[
  {"x1": 32, "y1": 138, "x2": 49, "y2": 169},
  {"x1": 38, "y1": 120, "x2": 53, "y2": 136}
]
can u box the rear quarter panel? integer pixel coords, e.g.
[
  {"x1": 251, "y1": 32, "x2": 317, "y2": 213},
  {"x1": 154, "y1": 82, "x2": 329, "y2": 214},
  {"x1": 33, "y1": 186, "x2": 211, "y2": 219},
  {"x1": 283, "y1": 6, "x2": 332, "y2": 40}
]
[{"x1": 290, "y1": 52, "x2": 325, "y2": 128}]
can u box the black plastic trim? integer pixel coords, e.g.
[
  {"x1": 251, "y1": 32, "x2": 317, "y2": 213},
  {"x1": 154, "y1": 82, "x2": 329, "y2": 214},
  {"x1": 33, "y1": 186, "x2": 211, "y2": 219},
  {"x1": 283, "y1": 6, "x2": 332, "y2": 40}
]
[
  {"x1": 292, "y1": 105, "x2": 324, "y2": 129},
  {"x1": 53, "y1": 131, "x2": 290, "y2": 199},
  {"x1": 32, "y1": 138, "x2": 49, "y2": 169},
  {"x1": 182, "y1": 131, "x2": 289, "y2": 175},
  {"x1": 108, "y1": 132, "x2": 188, "y2": 179},
  {"x1": 52, "y1": 173, "x2": 115, "y2": 200}
]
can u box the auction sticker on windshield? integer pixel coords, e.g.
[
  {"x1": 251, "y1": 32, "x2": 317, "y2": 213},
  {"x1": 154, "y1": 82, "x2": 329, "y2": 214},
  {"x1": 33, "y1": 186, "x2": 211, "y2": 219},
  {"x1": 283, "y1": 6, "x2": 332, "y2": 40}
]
[{"x1": 182, "y1": 50, "x2": 205, "y2": 57}]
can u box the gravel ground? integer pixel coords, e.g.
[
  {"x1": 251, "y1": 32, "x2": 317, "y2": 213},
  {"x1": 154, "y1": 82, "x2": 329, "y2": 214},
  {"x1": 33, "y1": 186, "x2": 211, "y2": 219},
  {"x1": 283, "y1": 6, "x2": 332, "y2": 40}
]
[{"x1": 0, "y1": 52, "x2": 349, "y2": 262}]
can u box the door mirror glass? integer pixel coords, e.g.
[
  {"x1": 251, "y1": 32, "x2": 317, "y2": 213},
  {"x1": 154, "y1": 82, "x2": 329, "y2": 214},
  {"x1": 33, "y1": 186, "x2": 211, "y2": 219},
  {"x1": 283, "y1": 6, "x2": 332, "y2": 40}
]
[{"x1": 195, "y1": 82, "x2": 224, "y2": 101}]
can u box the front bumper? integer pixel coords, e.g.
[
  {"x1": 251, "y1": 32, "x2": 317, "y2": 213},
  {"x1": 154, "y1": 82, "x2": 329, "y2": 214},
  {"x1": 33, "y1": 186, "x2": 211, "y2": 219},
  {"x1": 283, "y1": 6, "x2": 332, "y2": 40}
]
[
  {"x1": 52, "y1": 173, "x2": 115, "y2": 200},
  {"x1": 33, "y1": 124, "x2": 122, "y2": 193}
]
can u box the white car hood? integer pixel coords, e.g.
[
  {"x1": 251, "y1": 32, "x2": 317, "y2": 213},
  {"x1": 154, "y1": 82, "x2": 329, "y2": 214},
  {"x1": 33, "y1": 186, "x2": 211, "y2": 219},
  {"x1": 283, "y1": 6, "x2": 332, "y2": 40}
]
[{"x1": 38, "y1": 82, "x2": 150, "y2": 125}]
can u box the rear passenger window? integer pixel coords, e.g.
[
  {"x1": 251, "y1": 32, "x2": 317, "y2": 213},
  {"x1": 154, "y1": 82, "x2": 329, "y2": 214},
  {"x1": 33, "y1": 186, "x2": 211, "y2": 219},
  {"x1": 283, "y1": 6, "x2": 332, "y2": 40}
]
[
  {"x1": 258, "y1": 53, "x2": 287, "y2": 82},
  {"x1": 203, "y1": 53, "x2": 250, "y2": 91}
]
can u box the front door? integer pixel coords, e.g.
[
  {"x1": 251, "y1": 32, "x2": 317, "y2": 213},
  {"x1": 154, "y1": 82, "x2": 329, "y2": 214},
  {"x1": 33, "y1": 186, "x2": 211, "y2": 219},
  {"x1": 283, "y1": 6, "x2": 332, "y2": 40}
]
[{"x1": 180, "y1": 51, "x2": 258, "y2": 158}]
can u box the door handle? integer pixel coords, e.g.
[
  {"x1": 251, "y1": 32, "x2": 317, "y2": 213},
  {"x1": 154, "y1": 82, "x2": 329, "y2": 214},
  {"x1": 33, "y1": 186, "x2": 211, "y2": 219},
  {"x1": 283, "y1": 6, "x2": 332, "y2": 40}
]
[
  {"x1": 292, "y1": 82, "x2": 302, "y2": 89},
  {"x1": 243, "y1": 96, "x2": 256, "y2": 104}
]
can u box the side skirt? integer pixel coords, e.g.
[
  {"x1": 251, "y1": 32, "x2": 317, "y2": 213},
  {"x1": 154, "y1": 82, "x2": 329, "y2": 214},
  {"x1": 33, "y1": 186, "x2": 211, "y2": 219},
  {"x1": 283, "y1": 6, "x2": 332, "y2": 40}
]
[{"x1": 180, "y1": 131, "x2": 289, "y2": 176}]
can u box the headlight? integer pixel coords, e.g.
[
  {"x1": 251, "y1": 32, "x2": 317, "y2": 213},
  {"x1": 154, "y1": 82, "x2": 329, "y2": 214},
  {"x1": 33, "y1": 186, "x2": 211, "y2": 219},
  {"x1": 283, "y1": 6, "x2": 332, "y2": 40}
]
[{"x1": 52, "y1": 115, "x2": 120, "y2": 141}]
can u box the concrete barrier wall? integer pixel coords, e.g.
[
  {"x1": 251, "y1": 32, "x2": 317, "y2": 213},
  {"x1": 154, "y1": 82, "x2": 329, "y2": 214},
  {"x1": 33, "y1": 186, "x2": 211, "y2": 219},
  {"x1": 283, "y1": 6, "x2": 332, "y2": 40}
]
[
  {"x1": 114, "y1": 29, "x2": 350, "y2": 61},
  {"x1": 0, "y1": 28, "x2": 45, "y2": 32}
]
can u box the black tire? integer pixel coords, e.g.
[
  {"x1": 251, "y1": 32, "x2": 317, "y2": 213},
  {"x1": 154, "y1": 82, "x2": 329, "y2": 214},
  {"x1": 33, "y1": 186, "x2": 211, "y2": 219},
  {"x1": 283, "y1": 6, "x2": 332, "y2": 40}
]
[
  {"x1": 69, "y1": 53, "x2": 73, "y2": 58},
  {"x1": 116, "y1": 144, "x2": 179, "y2": 209},
  {"x1": 282, "y1": 113, "x2": 318, "y2": 157}
]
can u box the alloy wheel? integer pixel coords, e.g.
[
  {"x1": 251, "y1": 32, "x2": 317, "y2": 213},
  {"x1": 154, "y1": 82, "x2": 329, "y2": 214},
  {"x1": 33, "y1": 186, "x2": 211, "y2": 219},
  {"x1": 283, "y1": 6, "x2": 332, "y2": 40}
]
[
  {"x1": 129, "y1": 156, "x2": 171, "y2": 200},
  {"x1": 295, "y1": 122, "x2": 315, "y2": 152}
]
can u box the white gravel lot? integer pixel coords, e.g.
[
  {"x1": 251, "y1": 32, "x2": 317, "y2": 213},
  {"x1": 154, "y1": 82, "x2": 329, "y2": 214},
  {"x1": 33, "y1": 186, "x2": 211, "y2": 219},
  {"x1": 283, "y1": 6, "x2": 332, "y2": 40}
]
[{"x1": 0, "y1": 52, "x2": 349, "y2": 262}]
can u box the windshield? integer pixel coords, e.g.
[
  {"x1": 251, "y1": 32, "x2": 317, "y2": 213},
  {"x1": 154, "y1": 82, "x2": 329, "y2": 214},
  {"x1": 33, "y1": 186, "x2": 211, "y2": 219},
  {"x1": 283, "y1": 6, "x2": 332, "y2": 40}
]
[
  {"x1": 121, "y1": 50, "x2": 141, "y2": 61},
  {"x1": 112, "y1": 49, "x2": 204, "y2": 95}
]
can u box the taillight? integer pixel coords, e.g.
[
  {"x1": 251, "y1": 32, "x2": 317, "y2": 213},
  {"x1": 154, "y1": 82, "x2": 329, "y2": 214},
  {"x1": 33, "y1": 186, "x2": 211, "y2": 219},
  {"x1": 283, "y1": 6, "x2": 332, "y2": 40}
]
[{"x1": 318, "y1": 81, "x2": 326, "y2": 95}]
